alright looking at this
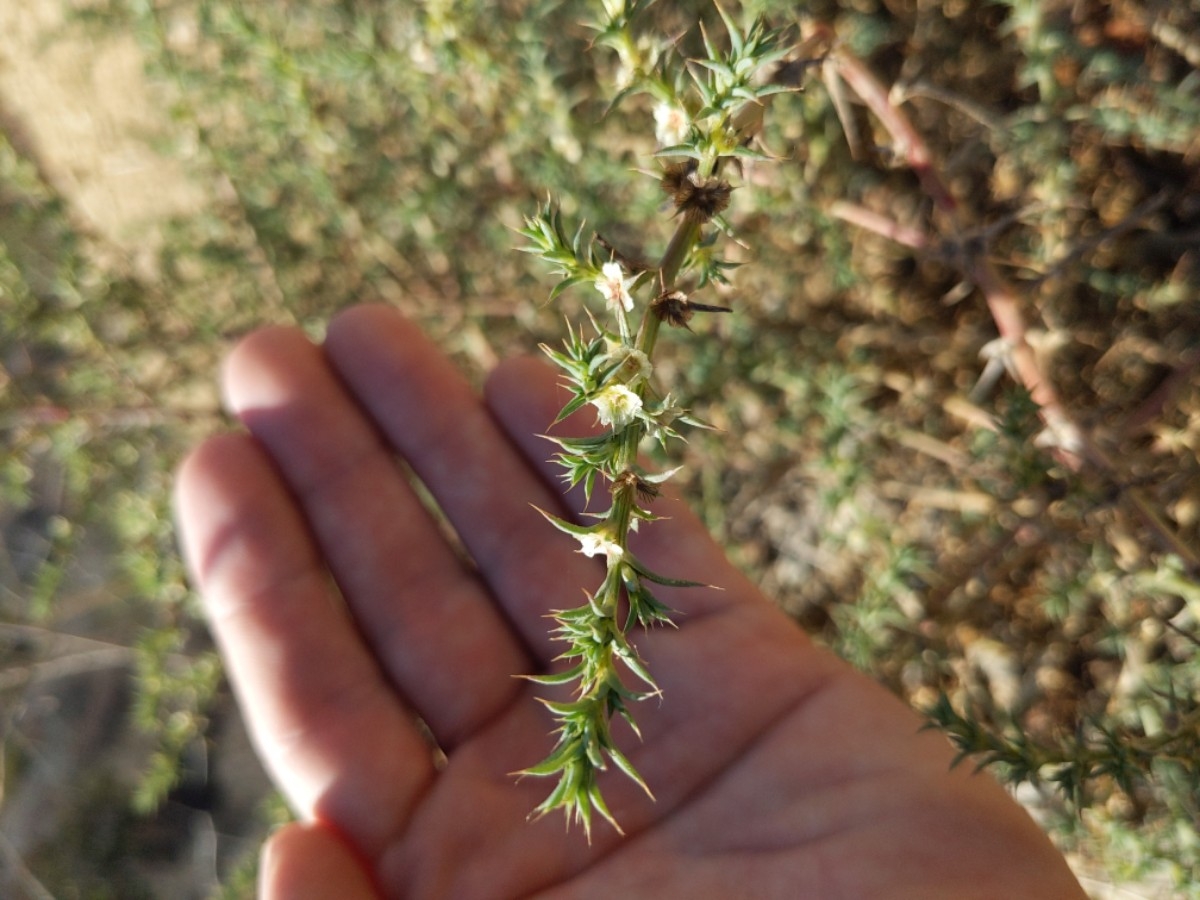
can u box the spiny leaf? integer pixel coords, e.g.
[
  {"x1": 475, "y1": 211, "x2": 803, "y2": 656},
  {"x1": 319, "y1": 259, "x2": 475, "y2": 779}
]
[
  {"x1": 552, "y1": 393, "x2": 591, "y2": 424},
  {"x1": 587, "y1": 780, "x2": 625, "y2": 834},
  {"x1": 607, "y1": 744, "x2": 654, "y2": 799},
  {"x1": 532, "y1": 506, "x2": 595, "y2": 538},
  {"x1": 517, "y1": 738, "x2": 584, "y2": 778},
  {"x1": 519, "y1": 661, "x2": 589, "y2": 687},
  {"x1": 627, "y1": 554, "x2": 711, "y2": 588}
]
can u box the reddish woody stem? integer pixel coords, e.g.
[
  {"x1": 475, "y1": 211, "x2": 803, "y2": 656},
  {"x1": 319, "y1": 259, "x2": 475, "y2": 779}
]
[
  {"x1": 822, "y1": 32, "x2": 1197, "y2": 569},
  {"x1": 826, "y1": 38, "x2": 1090, "y2": 466}
]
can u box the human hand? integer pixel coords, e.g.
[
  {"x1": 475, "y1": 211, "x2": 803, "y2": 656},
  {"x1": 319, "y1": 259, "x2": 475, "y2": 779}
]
[{"x1": 175, "y1": 304, "x2": 1086, "y2": 899}]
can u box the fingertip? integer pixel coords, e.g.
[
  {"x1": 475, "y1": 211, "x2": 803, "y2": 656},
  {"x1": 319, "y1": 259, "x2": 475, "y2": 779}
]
[
  {"x1": 484, "y1": 355, "x2": 565, "y2": 432},
  {"x1": 322, "y1": 303, "x2": 458, "y2": 408},
  {"x1": 260, "y1": 821, "x2": 381, "y2": 900},
  {"x1": 220, "y1": 325, "x2": 317, "y2": 418},
  {"x1": 326, "y1": 302, "x2": 401, "y2": 340},
  {"x1": 172, "y1": 432, "x2": 262, "y2": 581},
  {"x1": 174, "y1": 430, "x2": 254, "y2": 494},
  {"x1": 324, "y1": 303, "x2": 422, "y2": 367}
]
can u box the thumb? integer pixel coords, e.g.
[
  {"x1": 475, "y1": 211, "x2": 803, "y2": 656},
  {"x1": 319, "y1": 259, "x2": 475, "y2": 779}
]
[{"x1": 260, "y1": 820, "x2": 380, "y2": 900}]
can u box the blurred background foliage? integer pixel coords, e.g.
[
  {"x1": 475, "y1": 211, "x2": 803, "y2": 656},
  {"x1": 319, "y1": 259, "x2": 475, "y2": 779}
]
[{"x1": 1, "y1": 0, "x2": 1198, "y2": 896}]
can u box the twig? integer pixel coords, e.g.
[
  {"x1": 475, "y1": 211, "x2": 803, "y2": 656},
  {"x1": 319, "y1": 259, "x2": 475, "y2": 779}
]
[
  {"x1": 820, "y1": 28, "x2": 957, "y2": 216},
  {"x1": 0, "y1": 403, "x2": 221, "y2": 432},
  {"x1": 889, "y1": 80, "x2": 1004, "y2": 133},
  {"x1": 829, "y1": 199, "x2": 1087, "y2": 463},
  {"x1": 820, "y1": 30, "x2": 1198, "y2": 571},
  {"x1": 1120, "y1": 345, "x2": 1200, "y2": 439},
  {"x1": 1028, "y1": 190, "x2": 1170, "y2": 287},
  {"x1": 829, "y1": 201, "x2": 928, "y2": 250},
  {"x1": 0, "y1": 622, "x2": 141, "y2": 693},
  {"x1": 0, "y1": 647, "x2": 134, "y2": 693}
]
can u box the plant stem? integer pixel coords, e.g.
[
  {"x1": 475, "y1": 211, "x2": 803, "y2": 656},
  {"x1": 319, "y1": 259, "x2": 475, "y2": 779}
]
[{"x1": 635, "y1": 218, "x2": 699, "y2": 358}]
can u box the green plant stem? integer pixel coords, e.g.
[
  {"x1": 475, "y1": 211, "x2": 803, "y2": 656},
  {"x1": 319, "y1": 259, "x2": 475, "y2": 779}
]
[
  {"x1": 606, "y1": 216, "x2": 705, "y2": 669},
  {"x1": 635, "y1": 218, "x2": 698, "y2": 357},
  {"x1": 617, "y1": 215, "x2": 703, "y2": 523}
]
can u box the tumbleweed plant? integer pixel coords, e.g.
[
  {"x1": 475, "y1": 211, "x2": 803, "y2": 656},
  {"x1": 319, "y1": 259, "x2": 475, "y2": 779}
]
[{"x1": 517, "y1": 1, "x2": 795, "y2": 837}]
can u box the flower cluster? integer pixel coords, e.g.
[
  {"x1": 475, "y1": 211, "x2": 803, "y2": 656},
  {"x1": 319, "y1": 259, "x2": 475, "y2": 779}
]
[{"x1": 516, "y1": 1, "x2": 798, "y2": 839}]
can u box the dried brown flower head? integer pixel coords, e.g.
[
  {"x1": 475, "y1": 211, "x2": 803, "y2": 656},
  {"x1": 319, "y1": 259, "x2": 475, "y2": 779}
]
[
  {"x1": 660, "y1": 162, "x2": 732, "y2": 224},
  {"x1": 651, "y1": 288, "x2": 731, "y2": 329},
  {"x1": 612, "y1": 469, "x2": 661, "y2": 504},
  {"x1": 652, "y1": 289, "x2": 694, "y2": 328}
]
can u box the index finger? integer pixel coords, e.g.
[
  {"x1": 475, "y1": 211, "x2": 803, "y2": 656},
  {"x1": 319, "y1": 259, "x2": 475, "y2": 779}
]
[{"x1": 323, "y1": 305, "x2": 607, "y2": 658}]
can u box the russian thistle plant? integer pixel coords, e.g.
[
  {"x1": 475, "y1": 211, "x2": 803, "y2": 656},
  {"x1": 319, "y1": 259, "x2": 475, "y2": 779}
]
[{"x1": 517, "y1": 1, "x2": 795, "y2": 837}]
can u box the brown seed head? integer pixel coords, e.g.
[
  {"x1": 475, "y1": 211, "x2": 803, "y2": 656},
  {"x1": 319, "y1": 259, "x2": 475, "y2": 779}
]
[
  {"x1": 611, "y1": 470, "x2": 660, "y2": 505},
  {"x1": 635, "y1": 477, "x2": 660, "y2": 504},
  {"x1": 651, "y1": 289, "x2": 733, "y2": 328},
  {"x1": 612, "y1": 470, "x2": 640, "y2": 498},
  {"x1": 660, "y1": 161, "x2": 696, "y2": 199},
  {"x1": 660, "y1": 162, "x2": 732, "y2": 224},
  {"x1": 651, "y1": 289, "x2": 694, "y2": 329}
]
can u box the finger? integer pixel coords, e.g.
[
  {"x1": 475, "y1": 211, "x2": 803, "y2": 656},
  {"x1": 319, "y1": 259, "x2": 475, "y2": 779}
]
[
  {"x1": 221, "y1": 325, "x2": 531, "y2": 746},
  {"x1": 174, "y1": 434, "x2": 430, "y2": 858},
  {"x1": 484, "y1": 355, "x2": 766, "y2": 614},
  {"x1": 260, "y1": 821, "x2": 380, "y2": 900},
  {"x1": 322, "y1": 304, "x2": 604, "y2": 660}
]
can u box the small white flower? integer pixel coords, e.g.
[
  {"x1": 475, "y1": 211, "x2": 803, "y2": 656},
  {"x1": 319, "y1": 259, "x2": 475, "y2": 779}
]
[
  {"x1": 594, "y1": 261, "x2": 634, "y2": 314},
  {"x1": 590, "y1": 384, "x2": 643, "y2": 430},
  {"x1": 601, "y1": 0, "x2": 624, "y2": 18},
  {"x1": 602, "y1": 344, "x2": 652, "y2": 387},
  {"x1": 653, "y1": 101, "x2": 690, "y2": 147},
  {"x1": 577, "y1": 529, "x2": 624, "y2": 562}
]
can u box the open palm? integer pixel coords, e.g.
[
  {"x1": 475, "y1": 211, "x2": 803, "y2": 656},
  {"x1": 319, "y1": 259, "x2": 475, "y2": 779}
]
[{"x1": 175, "y1": 305, "x2": 1084, "y2": 899}]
